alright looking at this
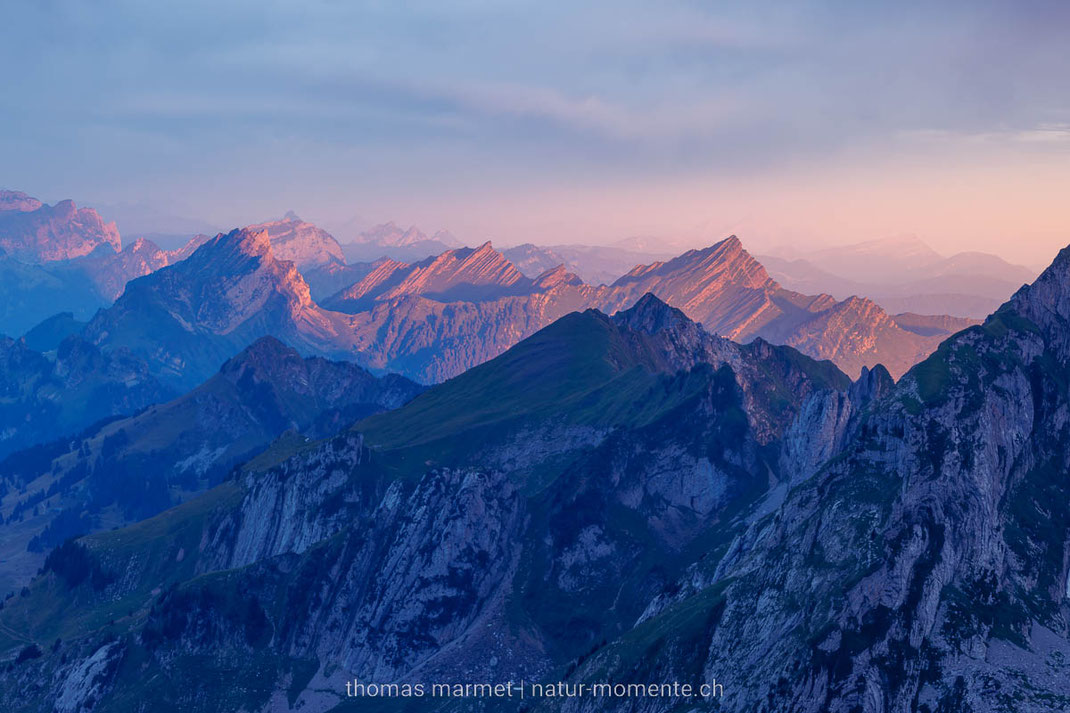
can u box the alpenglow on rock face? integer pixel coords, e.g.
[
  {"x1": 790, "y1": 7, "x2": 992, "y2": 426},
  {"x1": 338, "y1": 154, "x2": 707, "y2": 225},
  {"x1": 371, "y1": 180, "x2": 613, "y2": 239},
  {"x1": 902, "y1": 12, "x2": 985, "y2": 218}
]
[
  {"x1": 0, "y1": 190, "x2": 209, "y2": 335},
  {"x1": 13, "y1": 209, "x2": 972, "y2": 389},
  {"x1": 0, "y1": 191, "x2": 121, "y2": 261},
  {"x1": 81, "y1": 227, "x2": 364, "y2": 390},
  {"x1": 323, "y1": 235, "x2": 973, "y2": 381},
  {"x1": 4, "y1": 241, "x2": 1070, "y2": 712}
]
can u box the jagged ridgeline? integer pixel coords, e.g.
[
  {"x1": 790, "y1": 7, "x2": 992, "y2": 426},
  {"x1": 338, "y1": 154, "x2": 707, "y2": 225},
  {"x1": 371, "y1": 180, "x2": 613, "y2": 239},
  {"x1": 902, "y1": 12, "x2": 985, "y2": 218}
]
[{"x1": 2, "y1": 241, "x2": 1070, "y2": 712}]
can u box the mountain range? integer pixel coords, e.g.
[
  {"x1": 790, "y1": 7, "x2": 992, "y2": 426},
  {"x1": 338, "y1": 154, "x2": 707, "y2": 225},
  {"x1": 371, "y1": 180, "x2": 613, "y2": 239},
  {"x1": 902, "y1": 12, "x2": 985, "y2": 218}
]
[
  {"x1": 337, "y1": 221, "x2": 464, "y2": 264},
  {"x1": 0, "y1": 292, "x2": 855, "y2": 710},
  {"x1": 502, "y1": 242, "x2": 675, "y2": 286},
  {"x1": 324, "y1": 235, "x2": 973, "y2": 381},
  {"x1": 6, "y1": 235, "x2": 1070, "y2": 710},
  {"x1": 80, "y1": 228, "x2": 363, "y2": 391},
  {"x1": 0, "y1": 189, "x2": 1002, "y2": 388},
  {"x1": 63, "y1": 226, "x2": 974, "y2": 388},
  {"x1": 3, "y1": 182, "x2": 1070, "y2": 711},
  {"x1": 761, "y1": 235, "x2": 1038, "y2": 319}
]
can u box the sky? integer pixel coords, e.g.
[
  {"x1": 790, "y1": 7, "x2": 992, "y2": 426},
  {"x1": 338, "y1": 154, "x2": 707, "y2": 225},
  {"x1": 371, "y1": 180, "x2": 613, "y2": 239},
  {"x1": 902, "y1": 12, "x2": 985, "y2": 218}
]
[{"x1": 1, "y1": 0, "x2": 1068, "y2": 265}]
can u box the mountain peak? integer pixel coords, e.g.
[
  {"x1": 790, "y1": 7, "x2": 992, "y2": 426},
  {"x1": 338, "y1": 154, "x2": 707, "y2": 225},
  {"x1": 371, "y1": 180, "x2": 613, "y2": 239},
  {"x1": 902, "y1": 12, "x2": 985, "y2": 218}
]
[
  {"x1": 1004, "y1": 243, "x2": 1070, "y2": 335},
  {"x1": 220, "y1": 335, "x2": 304, "y2": 377},
  {"x1": 127, "y1": 236, "x2": 162, "y2": 254},
  {"x1": 243, "y1": 216, "x2": 345, "y2": 270},
  {"x1": 0, "y1": 195, "x2": 122, "y2": 261},
  {"x1": 218, "y1": 227, "x2": 273, "y2": 260},
  {"x1": 533, "y1": 264, "x2": 584, "y2": 289},
  {"x1": 610, "y1": 235, "x2": 778, "y2": 333},
  {"x1": 612, "y1": 293, "x2": 696, "y2": 335},
  {"x1": 615, "y1": 235, "x2": 768, "y2": 286},
  {"x1": 383, "y1": 242, "x2": 527, "y2": 298}
]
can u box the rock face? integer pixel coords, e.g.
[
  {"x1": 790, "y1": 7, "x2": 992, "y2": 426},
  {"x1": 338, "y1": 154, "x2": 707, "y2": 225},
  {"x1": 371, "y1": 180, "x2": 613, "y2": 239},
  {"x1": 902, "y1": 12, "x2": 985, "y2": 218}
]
[
  {"x1": 566, "y1": 244, "x2": 1070, "y2": 713},
  {"x1": 73, "y1": 235, "x2": 209, "y2": 301},
  {"x1": 0, "y1": 189, "x2": 43, "y2": 212},
  {"x1": 0, "y1": 336, "x2": 422, "y2": 590},
  {"x1": 3, "y1": 247, "x2": 1070, "y2": 712},
  {"x1": 0, "y1": 234, "x2": 209, "y2": 336},
  {"x1": 609, "y1": 236, "x2": 785, "y2": 331},
  {"x1": 0, "y1": 194, "x2": 121, "y2": 261},
  {"x1": 603, "y1": 237, "x2": 972, "y2": 379},
  {"x1": 10, "y1": 210, "x2": 969, "y2": 387},
  {"x1": 325, "y1": 241, "x2": 531, "y2": 308}
]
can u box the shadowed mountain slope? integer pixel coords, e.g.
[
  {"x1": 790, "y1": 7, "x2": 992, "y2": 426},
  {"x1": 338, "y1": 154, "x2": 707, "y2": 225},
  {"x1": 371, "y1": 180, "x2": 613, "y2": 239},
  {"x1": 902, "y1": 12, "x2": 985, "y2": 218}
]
[
  {"x1": 0, "y1": 336, "x2": 422, "y2": 593},
  {"x1": 0, "y1": 295, "x2": 862, "y2": 712},
  {"x1": 0, "y1": 336, "x2": 170, "y2": 461}
]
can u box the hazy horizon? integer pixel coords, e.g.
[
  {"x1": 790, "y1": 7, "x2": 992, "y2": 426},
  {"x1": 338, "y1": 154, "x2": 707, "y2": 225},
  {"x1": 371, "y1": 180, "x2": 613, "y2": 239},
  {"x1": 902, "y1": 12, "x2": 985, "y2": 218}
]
[{"x1": 3, "y1": 1, "x2": 1068, "y2": 266}]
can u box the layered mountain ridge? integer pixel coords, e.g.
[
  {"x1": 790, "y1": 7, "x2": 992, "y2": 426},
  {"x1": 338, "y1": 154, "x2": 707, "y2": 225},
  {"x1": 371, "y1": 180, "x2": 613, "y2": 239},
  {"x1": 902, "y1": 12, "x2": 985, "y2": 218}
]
[
  {"x1": 0, "y1": 191, "x2": 208, "y2": 334},
  {"x1": 4, "y1": 240, "x2": 1070, "y2": 711},
  {"x1": 761, "y1": 234, "x2": 1038, "y2": 319},
  {"x1": 0, "y1": 335, "x2": 171, "y2": 461},
  {"x1": 325, "y1": 235, "x2": 972, "y2": 380},
  {"x1": 2, "y1": 188, "x2": 977, "y2": 387}
]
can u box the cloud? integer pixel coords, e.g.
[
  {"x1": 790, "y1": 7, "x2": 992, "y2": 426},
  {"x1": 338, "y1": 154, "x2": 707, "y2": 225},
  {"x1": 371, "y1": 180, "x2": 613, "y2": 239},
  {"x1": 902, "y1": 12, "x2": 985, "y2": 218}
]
[{"x1": 0, "y1": 0, "x2": 1068, "y2": 262}]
